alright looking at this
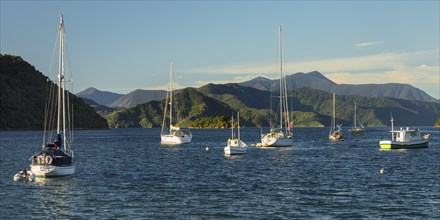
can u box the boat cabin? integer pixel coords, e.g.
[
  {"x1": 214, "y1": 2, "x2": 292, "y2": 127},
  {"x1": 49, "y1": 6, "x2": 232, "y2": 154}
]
[{"x1": 394, "y1": 127, "x2": 421, "y2": 142}]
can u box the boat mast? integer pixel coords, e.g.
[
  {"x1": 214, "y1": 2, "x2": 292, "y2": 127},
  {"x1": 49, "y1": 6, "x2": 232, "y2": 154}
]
[
  {"x1": 231, "y1": 113, "x2": 234, "y2": 139},
  {"x1": 238, "y1": 112, "x2": 240, "y2": 140},
  {"x1": 391, "y1": 114, "x2": 394, "y2": 141},
  {"x1": 61, "y1": 15, "x2": 67, "y2": 151},
  {"x1": 57, "y1": 15, "x2": 66, "y2": 149},
  {"x1": 169, "y1": 63, "x2": 173, "y2": 134},
  {"x1": 57, "y1": 15, "x2": 63, "y2": 136},
  {"x1": 332, "y1": 93, "x2": 336, "y2": 132},
  {"x1": 279, "y1": 25, "x2": 283, "y2": 130},
  {"x1": 354, "y1": 101, "x2": 357, "y2": 129}
]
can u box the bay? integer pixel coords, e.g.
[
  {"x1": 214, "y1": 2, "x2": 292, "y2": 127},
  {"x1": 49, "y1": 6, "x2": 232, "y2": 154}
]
[{"x1": 1, "y1": 127, "x2": 439, "y2": 219}]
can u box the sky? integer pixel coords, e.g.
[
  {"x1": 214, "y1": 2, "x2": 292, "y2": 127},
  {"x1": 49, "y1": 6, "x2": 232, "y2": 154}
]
[{"x1": 1, "y1": 1, "x2": 439, "y2": 98}]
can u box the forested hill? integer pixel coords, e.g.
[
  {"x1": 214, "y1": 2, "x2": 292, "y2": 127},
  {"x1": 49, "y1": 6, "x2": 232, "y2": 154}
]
[
  {"x1": 198, "y1": 83, "x2": 438, "y2": 127},
  {"x1": 105, "y1": 82, "x2": 438, "y2": 128},
  {"x1": 0, "y1": 54, "x2": 108, "y2": 130},
  {"x1": 105, "y1": 87, "x2": 234, "y2": 128}
]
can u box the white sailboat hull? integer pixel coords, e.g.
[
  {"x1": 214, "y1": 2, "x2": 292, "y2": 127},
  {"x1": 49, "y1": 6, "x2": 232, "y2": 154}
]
[
  {"x1": 261, "y1": 136, "x2": 292, "y2": 147},
  {"x1": 161, "y1": 135, "x2": 192, "y2": 145},
  {"x1": 224, "y1": 146, "x2": 247, "y2": 155},
  {"x1": 30, "y1": 164, "x2": 75, "y2": 177},
  {"x1": 224, "y1": 139, "x2": 248, "y2": 155}
]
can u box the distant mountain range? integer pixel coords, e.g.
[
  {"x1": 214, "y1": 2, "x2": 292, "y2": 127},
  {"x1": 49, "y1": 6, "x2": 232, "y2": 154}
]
[
  {"x1": 239, "y1": 71, "x2": 437, "y2": 102},
  {"x1": 76, "y1": 88, "x2": 167, "y2": 109},
  {"x1": 108, "y1": 89, "x2": 167, "y2": 108},
  {"x1": 78, "y1": 71, "x2": 437, "y2": 111},
  {"x1": 76, "y1": 87, "x2": 123, "y2": 106},
  {"x1": 0, "y1": 54, "x2": 108, "y2": 130},
  {"x1": 81, "y1": 98, "x2": 115, "y2": 115},
  {"x1": 75, "y1": 70, "x2": 438, "y2": 128},
  {"x1": 106, "y1": 82, "x2": 439, "y2": 128}
]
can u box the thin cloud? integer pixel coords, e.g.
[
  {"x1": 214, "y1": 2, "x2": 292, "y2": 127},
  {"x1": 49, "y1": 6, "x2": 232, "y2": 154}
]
[
  {"x1": 143, "y1": 81, "x2": 185, "y2": 91},
  {"x1": 187, "y1": 51, "x2": 431, "y2": 75},
  {"x1": 354, "y1": 41, "x2": 382, "y2": 48},
  {"x1": 180, "y1": 49, "x2": 439, "y2": 98}
]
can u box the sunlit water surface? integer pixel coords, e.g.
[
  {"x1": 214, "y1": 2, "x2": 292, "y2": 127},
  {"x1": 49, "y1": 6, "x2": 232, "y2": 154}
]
[{"x1": 1, "y1": 127, "x2": 439, "y2": 218}]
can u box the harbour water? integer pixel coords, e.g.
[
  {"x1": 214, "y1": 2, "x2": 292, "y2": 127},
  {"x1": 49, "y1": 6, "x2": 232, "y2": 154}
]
[{"x1": 1, "y1": 127, "x2": 439, "y2": 218}]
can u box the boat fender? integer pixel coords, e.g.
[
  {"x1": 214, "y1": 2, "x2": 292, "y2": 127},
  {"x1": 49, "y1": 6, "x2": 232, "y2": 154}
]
[
  {"x1": 38, "y1": 156, "x2": 45, "y2": 164},
  {"x1": 45, "y1": 155, "x2": 53, "y2": 164}
]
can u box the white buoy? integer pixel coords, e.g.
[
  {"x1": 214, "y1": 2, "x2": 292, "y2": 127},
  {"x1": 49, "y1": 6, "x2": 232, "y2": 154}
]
[
  {"x1": 205, "y1": 147, "x2": 209, "y2": 151},
  {"x1": 379, "y1": 168, "x2": 385, "y2": 174}
]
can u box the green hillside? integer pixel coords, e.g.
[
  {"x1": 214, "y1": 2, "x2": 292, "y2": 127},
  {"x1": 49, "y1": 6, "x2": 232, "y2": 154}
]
[
  {"x1": 106, "y1": 83, "x2": 438, "y2": 128},
  {"x1": 291, "y1": 87, "x2": 438, "y2": 126},
  {"x1": 198, "y1": 84, "x2": 438, "y2": 127},
  {"x1": 105, "y1": 88, "x2": 235, "y2": 128},
  {"x1": 0, "y1": 54, "x2": 108, "y2": 130}
]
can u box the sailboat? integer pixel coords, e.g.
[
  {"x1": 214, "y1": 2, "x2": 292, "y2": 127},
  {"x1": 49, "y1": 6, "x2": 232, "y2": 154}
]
[
  {"x1": 261, "y1": 25, "x2": 292, "y2": 147},
  {"x1": 379, "y1": 115, "x2": 429, "y2": 149},
  {"x1": 329, "y1": 93, "x2": 344, "y2": 142},
  {"x1": 224, "y1": 112, "x2": 248, "y2": 155},
  {"x1": 160, "y1": 63, "x2": 192, "y2": 145},
  {"x1": 349, "y1": 101, "x2": 364, "y2": 135},
  {"x1": 30, "y1": 15, "x2": 76, "y2": 177}
]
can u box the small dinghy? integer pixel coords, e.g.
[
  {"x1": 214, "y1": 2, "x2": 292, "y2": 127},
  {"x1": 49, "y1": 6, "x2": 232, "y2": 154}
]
[{"x1": 13, "y1": 168, "x2": 35, "y2": 182}]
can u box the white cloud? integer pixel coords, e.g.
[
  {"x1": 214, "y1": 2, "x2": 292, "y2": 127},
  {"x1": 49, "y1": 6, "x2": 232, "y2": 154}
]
[
  {"x1": 185, "y1": 51, "x2": 438, "y2": 75},
  {"x1": 324, "y1": 66, "x2": 439, "y2": 85},
  {"x1": 181, "y1": 49, "x2": 439, "y2": 98},
  {"x1": 143, "y1": 81, "x2": 185, "y2": 90},
  {"x1": 354, "y1": 41, "x2": 382, "y2": 48}
]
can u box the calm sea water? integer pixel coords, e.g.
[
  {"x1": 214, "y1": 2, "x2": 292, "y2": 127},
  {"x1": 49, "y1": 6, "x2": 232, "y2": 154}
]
[{"x1": 1, "y1": 127, "x2": 439, "y2": 219}]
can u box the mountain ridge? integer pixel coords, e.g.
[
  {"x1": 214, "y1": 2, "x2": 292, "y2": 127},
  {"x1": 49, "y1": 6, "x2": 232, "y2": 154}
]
[
  {"x1": 78, "y1": 71, "x2": 437, "y2": 109},
  {"x1": 76, "y1": 87, "x2": 124, "y2": 106},
  {"x1": 108, "y1": 89, "x2": 167, "y2": 108},
  {"x1": 239, "y1": 71, "x2": 437, "y2": 102},
  {"x1": 105, "y1": 83, "x2": 438, "y2": 128}
]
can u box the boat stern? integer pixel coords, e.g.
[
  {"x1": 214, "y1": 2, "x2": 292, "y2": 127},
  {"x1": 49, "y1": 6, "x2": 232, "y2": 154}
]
[{"x1": 30, "y1": 164, "x2": 75, "y2": 177}]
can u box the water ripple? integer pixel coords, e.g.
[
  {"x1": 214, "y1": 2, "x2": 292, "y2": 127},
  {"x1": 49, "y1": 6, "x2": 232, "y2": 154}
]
[{"x1": 1, "y1": 127, "x2": 439, "y2": 219}]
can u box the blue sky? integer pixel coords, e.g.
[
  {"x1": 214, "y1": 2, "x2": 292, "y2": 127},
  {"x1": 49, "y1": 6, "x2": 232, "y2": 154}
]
[{"x1": 1, "y1": 1, "x2": 439, "y2": 98}]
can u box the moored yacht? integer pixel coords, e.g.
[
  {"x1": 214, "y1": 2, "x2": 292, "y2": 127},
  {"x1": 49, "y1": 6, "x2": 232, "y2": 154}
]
[{"x1": 30, "y1": 15, "x2": 75, "y2": 177}]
